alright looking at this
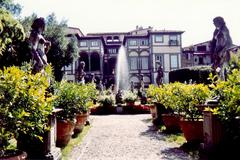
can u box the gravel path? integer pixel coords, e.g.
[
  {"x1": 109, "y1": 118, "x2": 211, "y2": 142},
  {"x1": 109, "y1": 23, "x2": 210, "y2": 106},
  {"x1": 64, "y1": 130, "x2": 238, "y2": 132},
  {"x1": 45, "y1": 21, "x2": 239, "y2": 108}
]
[{"x1": 70, "y1": 114, "x2": 192, "y2": 160}]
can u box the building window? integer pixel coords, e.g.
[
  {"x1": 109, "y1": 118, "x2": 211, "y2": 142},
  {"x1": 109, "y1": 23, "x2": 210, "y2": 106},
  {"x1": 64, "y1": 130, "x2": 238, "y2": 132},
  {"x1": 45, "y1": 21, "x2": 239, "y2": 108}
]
[
  {"x1": 113, "y1": 36, "x2": 119, "y2": 42},
  {"x1": 155, "y1": 54, "x2": 163, "y2": 69},
  {"x1": 64, "y1": 64, "x2": 73, "y2": 74},
  {"x1": 80, "y1": 41, "x2": 87, "y2": 47},
  {"x1": 108, "y1": 48, "x2": 117, "y2": 54},
  {"x1": 91, "y1": 41, "x2": 99, "y2": 46},
  {"x1": 106, "y1": 36, "x2": 112, "y2": 42},
  {"x1": 155, "y1": 35, "x2": 163, "y2": 43},
  {"x1": 141, "y1": 57, "x2": 149, "y2": 69},
  {"x1": 129, "y1": 40, "x2": 137, "y2": 46},
  {"x1": 197, "y1": 45, "x2": 207, "y2": 52},
  {"x1": 170, "y1": 55, "x2": 178, "y2": 69},
  {"x1": 130, "y1": 57, "x2": 138, "y2": 70},
  {"x1": 199, "y1": 57, "x2": 203, "y2": 65},
  {"x1": 140, "y1": 39, "x2": 148, "y2": 46},
  {"x1": 169, "y1": 35, "x2": 178, "y2": 46}
]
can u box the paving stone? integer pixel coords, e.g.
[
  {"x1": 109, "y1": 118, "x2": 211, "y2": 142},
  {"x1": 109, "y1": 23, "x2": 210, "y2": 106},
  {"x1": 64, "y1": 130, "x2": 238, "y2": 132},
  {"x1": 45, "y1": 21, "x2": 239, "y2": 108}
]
[{"x1": 70, "y1": 114, "x2": 193, "y2": 160}]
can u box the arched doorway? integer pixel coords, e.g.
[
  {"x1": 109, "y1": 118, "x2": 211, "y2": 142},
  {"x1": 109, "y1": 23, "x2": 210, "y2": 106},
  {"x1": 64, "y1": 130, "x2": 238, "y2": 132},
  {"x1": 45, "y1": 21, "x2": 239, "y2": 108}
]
[{"x1": 91, "y1": 52, "x2": 100, "y2": 71}]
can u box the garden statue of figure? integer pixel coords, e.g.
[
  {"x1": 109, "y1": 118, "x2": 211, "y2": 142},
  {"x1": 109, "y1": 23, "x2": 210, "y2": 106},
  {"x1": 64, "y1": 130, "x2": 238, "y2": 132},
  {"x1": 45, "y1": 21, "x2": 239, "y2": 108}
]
[
  {"x1": 29, "y1": 17, "x2": 51, "y2": 74},
  {"x1": 211, "y1": 16, "x2": 233, "y2": 80},
  {"x1": 78, "y1": 61, "x2": 86, "y2": 84},
  {"x1": 89, "y1": 73, "x2": 96, "y2": 83},
  {"x1": 130, "y1": 81, "x2": 134, "y2": 92},
  {"x1": 156, "y1": 64, "x2": 163, "y2": 86},
  {"x1": 138, "y1": 74, "x2": 145, "y2": 98},
  {"x1": 98, "y1": 80, "x2": 104, "y2": 95},
  {"x1": 115, "y1": 90, "x2": 123, "y2": 104}
]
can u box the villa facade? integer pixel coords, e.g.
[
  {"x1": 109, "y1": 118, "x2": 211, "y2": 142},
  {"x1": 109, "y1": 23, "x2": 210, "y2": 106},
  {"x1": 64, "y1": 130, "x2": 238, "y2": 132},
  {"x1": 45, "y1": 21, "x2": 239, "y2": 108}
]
[
  {"x1": 182, "y1": 41, "x2": 212, "y2": 67},
  {"x1": 64, "y1": 26, "x2": 184, "y2": 88}
]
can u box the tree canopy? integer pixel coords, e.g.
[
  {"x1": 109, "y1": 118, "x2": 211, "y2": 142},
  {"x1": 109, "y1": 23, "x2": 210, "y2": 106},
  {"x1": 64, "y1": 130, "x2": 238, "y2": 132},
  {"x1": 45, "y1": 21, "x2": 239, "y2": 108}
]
[
  {"x1": 0, "y1": 0, "x2": 22, "y2": 16},
  {"x1": 44, "y1": 13, "x2": 79, "y2": 81},
  {"x1": 0, "y1": 8, "x2": 25, "y2": 56}
]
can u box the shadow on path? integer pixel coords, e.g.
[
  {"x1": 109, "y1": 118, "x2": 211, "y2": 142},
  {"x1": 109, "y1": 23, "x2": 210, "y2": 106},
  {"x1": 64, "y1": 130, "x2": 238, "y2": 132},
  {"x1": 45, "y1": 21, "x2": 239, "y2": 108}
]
[{"x1": 160, "y1": 147, "x2": 194, "y2": 160}]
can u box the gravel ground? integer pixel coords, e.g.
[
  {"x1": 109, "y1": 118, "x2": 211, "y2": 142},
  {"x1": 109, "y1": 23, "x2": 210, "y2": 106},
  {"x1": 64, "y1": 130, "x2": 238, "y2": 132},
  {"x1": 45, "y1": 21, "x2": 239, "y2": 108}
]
[{"x1": 70, "y1": 114, "x2": 193, "y2": 160}]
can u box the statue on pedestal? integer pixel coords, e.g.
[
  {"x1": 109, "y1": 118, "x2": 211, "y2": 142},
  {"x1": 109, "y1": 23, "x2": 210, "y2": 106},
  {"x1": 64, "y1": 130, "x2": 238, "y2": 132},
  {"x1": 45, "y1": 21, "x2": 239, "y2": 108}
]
[
  {"x1": 89, "y1": 73, "x2": 96, "y2": 83},
  {"x1": 97, "y1": 80, "x2": 104, "y2": 95},
  {"x1": 130, "y1": 81, "x2": 134, "y2": 92},
  {"x1": 29, "y1": 17, "x2": 51, "y2": 74},
  {"x1": 78, "y1": 61, "x2": 86, "y2": 84},
  {"x1": 211, "y1": 16, "x2": 233, "y2": 80},
  {"x1": 156, "y1": 64, "x2": 164, "y2": 86},
  {"x1": 115, "y1": 90, "x2": 123, "y2": 104}
]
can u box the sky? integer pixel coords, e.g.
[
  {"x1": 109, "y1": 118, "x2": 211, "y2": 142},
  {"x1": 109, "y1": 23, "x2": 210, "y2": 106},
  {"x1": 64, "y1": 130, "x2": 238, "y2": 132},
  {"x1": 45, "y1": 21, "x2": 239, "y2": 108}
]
[{"x1": 15, "y1": 0, "x2": 240, "y2": 47}]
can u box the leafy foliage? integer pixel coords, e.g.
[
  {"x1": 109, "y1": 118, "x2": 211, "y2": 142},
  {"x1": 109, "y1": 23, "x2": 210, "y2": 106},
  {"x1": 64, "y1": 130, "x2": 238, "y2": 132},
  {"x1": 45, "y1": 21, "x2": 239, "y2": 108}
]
[
  {"x1": 54, "y1": 81, "x2": 97, "y2": 122},
  {"x1": 98, "y1": 89, "x2": 115, "y2": 107},
  {"x1": 169, "y1": 65, "x2": 213, "y2": 84},
  {"x1": 0, "y1": 0, "x2": 22, "y2": 16},
  {"x1": 0, "y1": 8, "x2": 25, "y2": 56},
  {"x1": 122, "y1": 90, "x2": 138, "y2": 103},
  {"x1": 44, "y1": 13, "x2": 79, "y2": 81},
  {"x1": 147, "y1": 83, "x2": 210, "y2": 120},
  {"x1": 0, "y1": 64, "x2": 54, "y2": 152},
  {"x1": 208, "y1": 51, "x2": 240, "y2": 141}
]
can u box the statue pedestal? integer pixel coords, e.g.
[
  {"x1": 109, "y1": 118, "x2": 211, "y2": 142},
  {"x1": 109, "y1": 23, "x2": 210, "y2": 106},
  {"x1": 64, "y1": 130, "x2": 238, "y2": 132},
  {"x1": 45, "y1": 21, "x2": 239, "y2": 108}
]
[
  {"x1": 46, "y1": 108, "x2": 62, "y2": 160},
  {"x1": 200, "y1": 101, "x2": 223, "y2": 151},
  {"x1": 116, "y1": 104, "x2": 123, "y2": 114},
  {"x1": 17, "y1": 109, "x2": 62, "y2": 160},
  {"x1": 203, "y1": 110, "x2": 223, "y2": 151}
]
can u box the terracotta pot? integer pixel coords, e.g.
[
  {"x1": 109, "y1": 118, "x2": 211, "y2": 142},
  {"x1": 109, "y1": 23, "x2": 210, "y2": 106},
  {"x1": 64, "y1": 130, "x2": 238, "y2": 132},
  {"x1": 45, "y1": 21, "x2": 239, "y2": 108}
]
[
  {"x1": 74, "y1": 112, "x2": 89, "y2": 134},
  {"x1": 56, "y1": 120, "x2": 75, "y2": 147},
  {"x1": 0, "y1": 150, "x2": 27, "y2": 160},
  {"x1": 180, "y1": 119, "x2": 203, "y2": 143},
  {"x1": 162, "y1": 114, "x2": 181, "y2": 132}
]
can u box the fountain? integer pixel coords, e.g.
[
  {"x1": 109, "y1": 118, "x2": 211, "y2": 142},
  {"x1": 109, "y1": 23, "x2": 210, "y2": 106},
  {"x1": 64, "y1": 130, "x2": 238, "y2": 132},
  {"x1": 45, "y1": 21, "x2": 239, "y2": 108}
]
[{"x1": 115, "y1": 45, "x2": 130, "y2": 93}]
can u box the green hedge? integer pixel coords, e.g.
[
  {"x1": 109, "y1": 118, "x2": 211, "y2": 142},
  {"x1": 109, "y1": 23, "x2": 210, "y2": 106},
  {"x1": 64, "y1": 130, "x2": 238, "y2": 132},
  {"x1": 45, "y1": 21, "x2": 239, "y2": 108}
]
[{"x1": 169, "y1": 66, "x2": 213, "y2": 84}]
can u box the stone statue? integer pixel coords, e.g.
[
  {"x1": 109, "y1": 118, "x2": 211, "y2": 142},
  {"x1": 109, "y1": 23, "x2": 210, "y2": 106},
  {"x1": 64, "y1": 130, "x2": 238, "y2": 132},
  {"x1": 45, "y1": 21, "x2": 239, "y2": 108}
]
[
  {"x1": 211, "y1": 16, "x2": 233, "y2": 80},
  {"x1": 78, "y1": 61, "x2": 86, "y2": 84},
  {"x1": 98, "y1": 80, "x2": 104, "y2": 95},
  {"x1": 115, "y1": 90, "x2": 123, "y2": 104},
  {"x1": 89, "y1": 73, "x2": 96, "y2": 83},
  {"x1": 130, "y1": 81, "x2": 134, "y2": 92},
  {"x1": 138, "y1": 74, "x2": 144, "y2": 98},
  {"x1": 156, "y1": 64, "x2": 164, "y2": 86},
  {"x1": 29, "y1": 17, "x2": 51, "y2": 74}
]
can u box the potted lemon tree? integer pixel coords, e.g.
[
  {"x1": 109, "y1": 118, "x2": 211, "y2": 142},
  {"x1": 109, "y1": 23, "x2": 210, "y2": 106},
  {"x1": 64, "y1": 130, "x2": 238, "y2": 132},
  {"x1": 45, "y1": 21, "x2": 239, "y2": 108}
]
[
  {"x1": 178, "y1": 83, "x2": 210, "y2": 143},
  {"x1": 53, "y1": 81, "x2": 79, "y2": 147},
  {"x1": 74, "y1": 83, "x2": 97, "y2": 135}
]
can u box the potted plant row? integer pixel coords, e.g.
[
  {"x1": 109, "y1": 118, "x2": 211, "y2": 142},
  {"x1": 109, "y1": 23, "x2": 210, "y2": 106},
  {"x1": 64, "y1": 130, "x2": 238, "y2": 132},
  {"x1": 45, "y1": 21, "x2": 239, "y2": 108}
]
[
  {"x1": 147, "y1": 82, "x2": 210, "y2": 142},
  {"x1": 53, "y1": 81, "x2": 97, "y2": 147}
]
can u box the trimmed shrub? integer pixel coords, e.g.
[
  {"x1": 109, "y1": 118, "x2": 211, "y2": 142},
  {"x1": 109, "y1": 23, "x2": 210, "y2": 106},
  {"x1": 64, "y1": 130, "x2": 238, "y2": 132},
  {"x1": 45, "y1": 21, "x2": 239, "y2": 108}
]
[{"x1": 169, "y1": 66, "x2": 213, "y2": 84}]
